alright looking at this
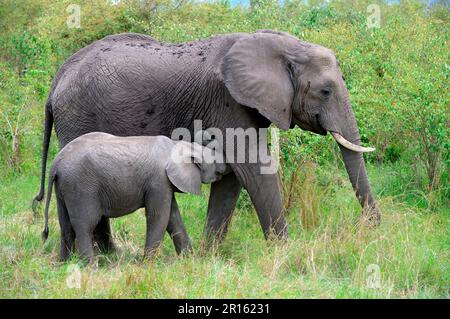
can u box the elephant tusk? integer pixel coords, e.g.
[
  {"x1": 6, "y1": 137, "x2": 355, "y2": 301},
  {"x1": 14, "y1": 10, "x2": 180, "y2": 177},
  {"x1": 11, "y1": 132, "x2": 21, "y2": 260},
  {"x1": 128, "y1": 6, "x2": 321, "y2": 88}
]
[{"x1": 330, "y1": 132, "x2": 375, "y2": 153}]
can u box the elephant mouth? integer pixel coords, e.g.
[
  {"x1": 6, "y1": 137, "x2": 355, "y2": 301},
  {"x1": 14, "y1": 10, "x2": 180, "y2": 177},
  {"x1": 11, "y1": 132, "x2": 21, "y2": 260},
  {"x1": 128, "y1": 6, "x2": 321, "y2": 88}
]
[
  {"x1": 296, "y1": 115, "x2": 375, "y2": 152},
  {"x1": 315, "y1": 116, "x2": 375, "y2": 153},
  {"x1": 293, "y1": 114, "x2": 327, "y2": 135},
  {"x1": 314, "y1": 114, "x2": 328, "y2": 135}
]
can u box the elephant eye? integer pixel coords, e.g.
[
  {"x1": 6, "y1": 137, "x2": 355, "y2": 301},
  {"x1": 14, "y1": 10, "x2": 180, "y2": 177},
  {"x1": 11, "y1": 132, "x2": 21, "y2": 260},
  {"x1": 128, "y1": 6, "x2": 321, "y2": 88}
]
[
  {"x1": 286, "y1": 60, "x2": 295, "y2": 79},
  {"x1": 321, "y1": 88, "x2": 332, "y2": 98}
]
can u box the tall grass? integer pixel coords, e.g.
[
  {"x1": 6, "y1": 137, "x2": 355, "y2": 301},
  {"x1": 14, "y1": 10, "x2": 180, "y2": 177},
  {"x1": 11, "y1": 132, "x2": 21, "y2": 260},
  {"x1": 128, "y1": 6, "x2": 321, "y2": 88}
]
[{"x1": 1, "y1": 162, "x2": 448, "y2": 298}]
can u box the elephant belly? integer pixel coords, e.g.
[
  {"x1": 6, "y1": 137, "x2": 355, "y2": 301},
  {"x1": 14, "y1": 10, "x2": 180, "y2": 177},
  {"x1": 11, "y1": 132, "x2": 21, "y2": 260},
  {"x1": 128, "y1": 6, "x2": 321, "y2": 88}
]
[
  {"x1": 104, "y1": 205, "x2": 144, "y2": 219},
  {"x1": 100, "y1": 181, "x2": 146, "y2": 218}
]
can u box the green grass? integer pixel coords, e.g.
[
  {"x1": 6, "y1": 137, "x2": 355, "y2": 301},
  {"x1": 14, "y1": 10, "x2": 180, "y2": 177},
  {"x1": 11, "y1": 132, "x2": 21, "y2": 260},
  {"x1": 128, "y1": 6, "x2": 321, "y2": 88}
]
[{"x1": 1, "y1": 163, "x2": 448, "y2": 298}]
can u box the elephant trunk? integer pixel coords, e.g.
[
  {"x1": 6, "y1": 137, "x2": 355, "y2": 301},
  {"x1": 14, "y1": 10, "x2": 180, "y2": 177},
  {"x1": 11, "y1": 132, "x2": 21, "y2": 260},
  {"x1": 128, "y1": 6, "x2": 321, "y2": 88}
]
[
  {"x1": 339, "y1": 145, "x2": 381, "y2": 224},
  {"x1": 332, "y1": 95, "x2": 381, "y2": 225}
]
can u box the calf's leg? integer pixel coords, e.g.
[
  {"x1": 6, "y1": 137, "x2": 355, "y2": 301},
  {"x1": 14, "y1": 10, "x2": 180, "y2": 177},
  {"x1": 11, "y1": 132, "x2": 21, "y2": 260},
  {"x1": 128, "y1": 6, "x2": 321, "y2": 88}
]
[
  {"x1": 144, "y1": 193, "x2": 172, "y2": 259},
  {"x1": 166, "y1": 195, "x2": 192, "y2": 255}
]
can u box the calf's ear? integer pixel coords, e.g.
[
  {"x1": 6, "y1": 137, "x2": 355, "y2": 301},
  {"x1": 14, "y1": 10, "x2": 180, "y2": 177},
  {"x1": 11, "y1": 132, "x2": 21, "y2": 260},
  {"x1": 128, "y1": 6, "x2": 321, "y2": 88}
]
[{"x1": 165, "y1": 144, "x2": 202, "y2": 195}]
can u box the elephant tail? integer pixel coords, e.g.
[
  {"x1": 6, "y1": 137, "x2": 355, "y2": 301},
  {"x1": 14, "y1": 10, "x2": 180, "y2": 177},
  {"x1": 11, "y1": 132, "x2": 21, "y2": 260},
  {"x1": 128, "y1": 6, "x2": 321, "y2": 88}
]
[
  {"x1": 42, "y1": 168, "x2": 56, "y2": 242},
  {"x1": 33, "y1": 101, "x2": 53, "y2": 215}
]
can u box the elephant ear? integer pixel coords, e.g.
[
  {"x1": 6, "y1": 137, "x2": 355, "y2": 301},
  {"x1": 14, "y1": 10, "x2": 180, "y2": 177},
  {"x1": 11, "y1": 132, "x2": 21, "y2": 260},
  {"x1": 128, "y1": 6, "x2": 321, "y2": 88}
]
[
  {"x1": 165, "y1": 142, "x2": 202, "y2": 196},
  {"x1": 220, "y1": 33, "x2": 296, "y2": 130}
]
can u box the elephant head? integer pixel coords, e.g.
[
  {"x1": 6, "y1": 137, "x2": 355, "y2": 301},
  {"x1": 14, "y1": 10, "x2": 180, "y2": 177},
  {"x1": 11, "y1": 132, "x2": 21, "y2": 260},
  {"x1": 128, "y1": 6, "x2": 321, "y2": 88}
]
[
  {"x1": 166, "y1": 141, "x2": 227, "y2": 195},
  {"x1": 220, "y1": 30, "x2": 380, "y2": 223}
]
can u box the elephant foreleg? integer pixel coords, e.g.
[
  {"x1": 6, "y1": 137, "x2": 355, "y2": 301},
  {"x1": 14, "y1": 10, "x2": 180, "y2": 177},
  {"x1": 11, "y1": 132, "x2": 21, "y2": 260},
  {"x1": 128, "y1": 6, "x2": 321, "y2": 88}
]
[
  {"x1": 232, "y1": 164, "x2": 287, "y2": 240},
  {"x1": 204, "y1": 172, "x2": 242, "y2": 243},
  {"x1": 167, "y1": 195, "x2": 192, "y2": 255}
]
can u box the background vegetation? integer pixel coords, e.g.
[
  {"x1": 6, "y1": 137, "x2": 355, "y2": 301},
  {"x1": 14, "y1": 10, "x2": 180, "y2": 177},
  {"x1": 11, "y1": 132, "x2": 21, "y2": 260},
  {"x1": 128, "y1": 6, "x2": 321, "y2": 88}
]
[{"x1": 0, "y1": 0, "x2": 448, "y2": 298}]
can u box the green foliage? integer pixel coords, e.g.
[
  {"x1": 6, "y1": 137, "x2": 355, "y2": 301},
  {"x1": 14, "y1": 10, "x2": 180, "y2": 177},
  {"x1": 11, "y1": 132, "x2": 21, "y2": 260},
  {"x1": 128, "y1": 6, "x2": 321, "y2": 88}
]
[{"x1": 299, "y1": 5, "x2": 337, "y2": 30}]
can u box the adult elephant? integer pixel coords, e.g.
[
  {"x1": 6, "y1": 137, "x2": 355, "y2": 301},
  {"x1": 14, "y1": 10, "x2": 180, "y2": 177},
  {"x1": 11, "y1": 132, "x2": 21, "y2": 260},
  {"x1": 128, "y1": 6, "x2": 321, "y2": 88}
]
[{"x1": 33, "y1": 30, "x2": 380, "y2": 251}]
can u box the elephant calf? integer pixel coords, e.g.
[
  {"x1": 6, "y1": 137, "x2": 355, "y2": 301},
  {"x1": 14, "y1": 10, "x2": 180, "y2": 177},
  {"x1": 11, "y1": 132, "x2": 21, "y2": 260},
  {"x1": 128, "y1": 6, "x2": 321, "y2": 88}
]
[{"x1": 42, "y1": 132, "x2": 226, "y2": 262}]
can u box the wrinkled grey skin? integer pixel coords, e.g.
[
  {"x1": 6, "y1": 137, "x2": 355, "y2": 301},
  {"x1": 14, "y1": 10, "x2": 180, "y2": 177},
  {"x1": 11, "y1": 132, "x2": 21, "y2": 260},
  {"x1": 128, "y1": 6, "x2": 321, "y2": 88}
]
[
  {"x1": 42, "y1": 132, "x2": 226, "y2": 262},
  {"x1": 34, "y1": 30, "x2": 380, "y2": 249}
]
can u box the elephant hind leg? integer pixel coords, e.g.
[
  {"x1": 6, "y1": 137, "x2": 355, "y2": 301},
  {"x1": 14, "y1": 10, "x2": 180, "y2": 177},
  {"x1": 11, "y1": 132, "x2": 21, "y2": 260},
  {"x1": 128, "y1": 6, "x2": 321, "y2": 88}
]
[
  {"x1": 56, "y1": 195, "x2": 75, "y2": 262},
  {"x1": 93, "y1": 216, "x2": 116, "y2": 253},
  {"x1": 74, "y1": 228, "x2": 95, "y2": 264},
  {"x1": 66, "y1": 197, "x2": 101, "y2": 264}
]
